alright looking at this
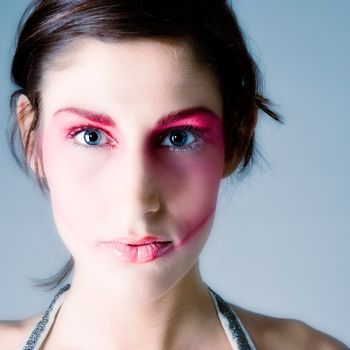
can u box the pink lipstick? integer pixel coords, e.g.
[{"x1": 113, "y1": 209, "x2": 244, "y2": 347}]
[{"x1": 101, "y1": 236, "x2": 174, "y2": 263}]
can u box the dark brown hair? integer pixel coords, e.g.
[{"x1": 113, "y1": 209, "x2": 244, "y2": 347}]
[{"x1": 8, "y1": 0, "x2": 281, "y2": 290}]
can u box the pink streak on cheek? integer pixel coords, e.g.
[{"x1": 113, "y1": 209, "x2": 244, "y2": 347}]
[
  {"x1": 149, "y1": 208, "x2": 215, "y2": 260},
  {"x1": 175, "y1": 207, "x2": 216, "y2": 248}
]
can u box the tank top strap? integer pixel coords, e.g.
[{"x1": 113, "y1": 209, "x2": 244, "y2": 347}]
[
  {"x1": 208, "y1": 287, "x2": 257, "y2": 350},
  {"x1": 21, "y1": 283, "x2": 256, "y2": 350},
  {"x1": 21, "y1": 284, "x2": 71, "y2": 350}
]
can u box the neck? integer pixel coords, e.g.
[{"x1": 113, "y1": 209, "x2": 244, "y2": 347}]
[{"x1": 47, "y1": 264, "x2": 221, "y2": 350}]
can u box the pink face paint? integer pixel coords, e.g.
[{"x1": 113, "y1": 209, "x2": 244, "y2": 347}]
[
  {"x1": 156, "y1": 107, "x2": 219, "y2": 128},
  {"x1": 149, "y1": 107, "x2": 224, "y2": 149},
  {"x1": 54, "y1": 107, "x2": 116, "y2": 127},
  {"x1": 176, "y1": 207, "x2": 216, "y2": 247},
  {"x1": 53, "y1": 106, "x2": 223, "y2": 145}
]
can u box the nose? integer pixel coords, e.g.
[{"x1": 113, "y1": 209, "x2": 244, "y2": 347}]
[
  {"x1": 136, "y1": 177, "x2": 161, "y2": 218},
  {"x1": 121, "y1": 144, "x2": 161, "y2": 224}
]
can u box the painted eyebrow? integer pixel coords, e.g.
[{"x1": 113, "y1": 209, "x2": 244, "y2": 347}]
[
  {"x1": 53, "y1": 107, "x2": 116, "y2": 127},
  {"x1": 53, "y1": 106, "x2": 219, "y2": 128},
  {"x1": 155, "y1": 107, "x2": 220, "y2": 127}
]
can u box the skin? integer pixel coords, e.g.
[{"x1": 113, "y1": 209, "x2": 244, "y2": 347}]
[{"x1": 0, "y1": 38, "x2": 348, "y2": 350}]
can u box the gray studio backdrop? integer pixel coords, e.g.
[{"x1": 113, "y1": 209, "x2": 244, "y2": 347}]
[{"x1": 1, "y1": 0, "x2": 349, "y2": 346}]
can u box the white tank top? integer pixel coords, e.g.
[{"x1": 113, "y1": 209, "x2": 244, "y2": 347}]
[{"x1": 20, "y1": 284, "x2": 256, "y2": 350}]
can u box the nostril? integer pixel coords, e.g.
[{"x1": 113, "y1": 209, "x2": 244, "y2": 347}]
[{"x1": 144, "y1": 200, "x2": 161, "y2": 216}]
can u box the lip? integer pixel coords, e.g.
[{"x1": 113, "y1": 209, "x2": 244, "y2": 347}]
[
  {"x1": 109, "y1": 235, "x2": 171, "y2": 245},
  {"x1": 101, "y1": 236, "x2": 174, "y2": 263}
]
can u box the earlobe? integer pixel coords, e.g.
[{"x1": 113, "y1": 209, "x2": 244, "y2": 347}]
[{"x1": 16, "y1": 94, "x2": 37, "y2": 173}]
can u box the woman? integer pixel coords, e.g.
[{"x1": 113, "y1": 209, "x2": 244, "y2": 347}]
[{"x1": 0, "y1": 0, "x2": 348, "y2": 349}]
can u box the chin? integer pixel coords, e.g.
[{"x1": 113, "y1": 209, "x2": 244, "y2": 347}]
[
  {"x1": 71, "y1": 217, "x2": 213, "y2": 303},
  {"x1": 79, "y1": 248, "x2": 199, "y2": 304}
]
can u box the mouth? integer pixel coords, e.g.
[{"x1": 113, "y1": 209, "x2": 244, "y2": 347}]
[{"x1": 100, "y1": 236, "x2": 174, "y2": 263}]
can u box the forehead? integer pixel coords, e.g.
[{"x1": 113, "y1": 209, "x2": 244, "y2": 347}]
[{"x1": 40, "y1": 37, "x2": 223, "y2": 126}]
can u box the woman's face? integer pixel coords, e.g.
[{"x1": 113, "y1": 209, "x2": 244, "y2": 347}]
[{"x1": 38, "y1": 38, "x2": 225, "y2": 301}]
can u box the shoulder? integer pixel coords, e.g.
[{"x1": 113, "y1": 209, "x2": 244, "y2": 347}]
[
  {"x1": 229, "y1": 303, "x2": 349, "y2": 350},
  {"x1": 0, "y1": 315, "x2": 41, "y2": 350}
]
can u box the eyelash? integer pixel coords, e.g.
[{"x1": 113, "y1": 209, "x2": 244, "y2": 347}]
[
  {"x1": 67, "y1": 124, "x2": 116, "y2": 151},
  {"x1": 66, "y1": 124, "x2": 205, "y2": 153},
  {"x1": 157, "y1": 125, "x2": 204, "y2": 153}
]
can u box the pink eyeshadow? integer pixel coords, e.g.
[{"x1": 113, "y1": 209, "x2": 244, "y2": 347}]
[
  {"x1": 149, "y1": 112, "x2": 224, "y2": 147},
  {"x1": 53, "y1": 107, "x2": 116, "y2": 127}
]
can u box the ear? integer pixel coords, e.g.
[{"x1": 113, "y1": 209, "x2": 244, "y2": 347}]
[
  {"x1": 16, "y1": 94, "x2": 38, "y2": 173},
  {"x1": 222, "y1": 108, "x2": 258, "y2": 178}
]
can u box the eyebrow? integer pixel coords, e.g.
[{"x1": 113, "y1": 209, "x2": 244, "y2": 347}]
[
  {"x1": 53, "y1": 106, "x2": 219, "y2": 128},
  {"x1": 53, "y1": 107, "x2": 116, "y2": 127},
  {"x1": 156, "y1": 107, "x2": 219, "y2": 127}
]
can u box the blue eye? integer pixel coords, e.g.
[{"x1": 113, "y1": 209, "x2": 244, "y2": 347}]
[
  {"x1": 83, "y1": 130, "x2": 102, "y2": 145},
  {"x1": 70, "y1": 127, "x2": 115, "y2": 150},
  {"x1": 164, "y1": 130, "x2": 193, "y2": 147},
  {"x1": 160, "y1": 126, "x2": 203, "y2": 152}
]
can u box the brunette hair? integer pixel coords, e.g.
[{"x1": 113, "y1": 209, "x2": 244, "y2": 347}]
[{"x1": 8, "y1": 0, "x2": 281, "y2": 290}]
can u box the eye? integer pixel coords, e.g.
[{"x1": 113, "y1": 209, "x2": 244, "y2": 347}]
[
  {"x1": 160, "y1": 126, "x2": 203, "y2": 152},
  {"x1": 164, "y1": 129, "x2": 194, "y2": 147},
  {"x1": 77, "y1": 129, "x2": 104, "y2": 145},
  {"x1": 68, "y1": 126, "x2": 116, "y2": 150}
]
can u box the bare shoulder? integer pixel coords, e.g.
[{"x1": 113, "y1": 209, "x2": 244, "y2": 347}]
[
  {"x1": 229, "y1": 303, "x2": 349, "y2": 350},
  {"x1": 0, "y1": 315, "x2": 41, "y2": 350}
]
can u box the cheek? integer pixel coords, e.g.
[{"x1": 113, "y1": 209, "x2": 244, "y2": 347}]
[
  {"x1": 161, "y1": 137, "x2": 225, "y2": 241},
  {"x1": 41, "y1": 125, "x2": 111, "y2": 238}
]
